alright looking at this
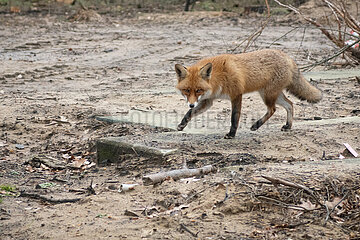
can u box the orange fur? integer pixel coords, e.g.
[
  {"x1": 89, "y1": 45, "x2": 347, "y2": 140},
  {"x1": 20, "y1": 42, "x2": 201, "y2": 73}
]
[{"x1": 175, "y1": 49, "x2": 322, "y2": 138}]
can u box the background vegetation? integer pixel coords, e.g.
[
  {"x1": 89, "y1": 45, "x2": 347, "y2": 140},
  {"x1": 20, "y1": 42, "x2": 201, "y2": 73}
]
[{"x1": 0, "y1": 0, "x2": 307, "y2": 14}]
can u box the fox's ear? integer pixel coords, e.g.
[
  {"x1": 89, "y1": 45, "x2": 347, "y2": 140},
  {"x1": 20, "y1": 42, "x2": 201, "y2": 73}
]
[
  {"x1": 200, "y1": 63, "x2": 212, "y2": 80},
  {"x1": 175, "y1": 64, "x2": 188, "y2": 81}
]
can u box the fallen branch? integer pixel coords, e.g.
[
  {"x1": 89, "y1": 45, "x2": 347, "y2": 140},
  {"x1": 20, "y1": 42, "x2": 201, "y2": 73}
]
[
  {"x1": 257, "y1": 195, "x2": 321, "y2": 211},
  {"x1": 19, "y1": 191, "x2": 83, "y2": 204},
  {"x1": 142, "y1": 165, "x2": 217, "y2": 186},
  {"x1": 262, "y1": 175, "x2": 313, "y2": 193},
  {"x1": 261, "y1": 175, "x2": 324, "y2": 207},
  {"x1": 268, "y1": 26, "x2": 301, "y2": 48}
]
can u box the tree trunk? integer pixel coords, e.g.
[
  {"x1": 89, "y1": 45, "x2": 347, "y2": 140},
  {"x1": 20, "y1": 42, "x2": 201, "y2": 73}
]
[{"x1": 184, "y1": 0, "x2": 191, "y2": 11}]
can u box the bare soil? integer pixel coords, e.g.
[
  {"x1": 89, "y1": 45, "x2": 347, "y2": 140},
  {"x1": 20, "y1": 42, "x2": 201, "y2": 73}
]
[{"x1": 1, "y1": 10, "x2": 360, "y2": 240}]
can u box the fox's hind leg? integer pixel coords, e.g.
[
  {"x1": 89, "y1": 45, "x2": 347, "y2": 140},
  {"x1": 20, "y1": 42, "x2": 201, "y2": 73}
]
[
  {"x1": 250, "y1": 105, "x2": 276, "y2": 131},
  {"x1": 250, "y1": 90, "x2": 277, "y2": 131},
  {"x1": 276, "y1": 92, "x2": 293, "y2": 131},
  {"x1": 177, "y1": 99, "x2": 213, "y2": 131}
]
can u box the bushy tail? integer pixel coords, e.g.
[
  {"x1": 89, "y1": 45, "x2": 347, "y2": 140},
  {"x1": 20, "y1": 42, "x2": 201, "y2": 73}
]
[{"x1": 287, "y1": 73, "x2": 322, "y2": 103}]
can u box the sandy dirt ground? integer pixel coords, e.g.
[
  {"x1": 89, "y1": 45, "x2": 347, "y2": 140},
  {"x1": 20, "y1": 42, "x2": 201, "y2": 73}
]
[{"x1": 1, "y1": 10, "x2": 360, "y2": 239}]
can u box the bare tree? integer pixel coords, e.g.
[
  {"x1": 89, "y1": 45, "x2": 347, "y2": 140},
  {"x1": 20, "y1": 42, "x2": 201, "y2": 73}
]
[{"x1": 275, "y1": 0, "x2": 360, "y2": 67}]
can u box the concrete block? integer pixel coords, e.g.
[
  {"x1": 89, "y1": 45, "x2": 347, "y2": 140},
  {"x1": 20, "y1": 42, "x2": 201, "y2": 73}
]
[{"x1": 96, "y1": 136, "x2": 177, "y2": 166}]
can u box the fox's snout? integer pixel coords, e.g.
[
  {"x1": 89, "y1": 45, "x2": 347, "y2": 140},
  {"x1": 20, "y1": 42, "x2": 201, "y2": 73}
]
[
  {"x1": 186, "y1": 94, "x2": 199, "y2": 108},
  {"x1": 188, "y1": 101, "x2": 198, "y2": 108}
]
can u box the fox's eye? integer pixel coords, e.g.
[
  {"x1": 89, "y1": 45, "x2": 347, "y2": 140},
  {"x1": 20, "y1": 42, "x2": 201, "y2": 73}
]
[
  {"x1": 196, "y1": 89, "x2": 202, "y2": 93},
  {"x1": 183, "y1": 89, "x2": 190, "y2": 94}
]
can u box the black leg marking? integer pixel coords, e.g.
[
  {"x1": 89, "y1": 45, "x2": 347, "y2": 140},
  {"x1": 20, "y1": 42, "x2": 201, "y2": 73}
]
[
  {"x1": 281, "y1": 124, "x2": 291, "y2": 131},
  {"x1": 177, "y1": 109, "x2": 192, "y2": 131},
  {"x1": 225, "y1": 96, "x2": 242, "y2": 139},
  {"x1": 224, "y1": 132, "x2": 235, "y2": 139},
  {"x1": 250, "y1": 120, "x2": 263, "y2": 131},
  {"x1": 250, "y1": 104, "x2": 276, "y2": 131},
  {"x1": 177, "y1": 99, "x2": 213, "y2": 131}
]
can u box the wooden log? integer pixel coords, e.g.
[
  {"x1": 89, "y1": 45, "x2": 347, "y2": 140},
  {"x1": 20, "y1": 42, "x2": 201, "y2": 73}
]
[{"x1": 142, "y1": 165, "x2": 217, "y2": 186}]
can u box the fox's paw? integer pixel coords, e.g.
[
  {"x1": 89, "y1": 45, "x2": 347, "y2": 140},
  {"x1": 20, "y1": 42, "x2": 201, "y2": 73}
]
[
  {"x1": 177, "y1": 124, "x2": 185, "y2": 131},
  {"x1": 250, "y1": 125, "x2": 258, "y2": 131},
  {"x1": 250, "y1": 121, "x2": 262, "y2": 131},
  {"x1": 224, "y1": 133, "x2": 235, "y2": 139},
  {"x1": 281, "y1": 124, "x2": 291, "y2": 131}
]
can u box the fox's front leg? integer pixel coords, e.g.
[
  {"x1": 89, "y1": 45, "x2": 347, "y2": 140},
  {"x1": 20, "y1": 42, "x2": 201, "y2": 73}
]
[
  {"x1": 177, "y1": 109, "x2": 192, "y2": 131},
  {"x1": 224, "y1": 95, "x2": 242, "y2": 139},
  {"x1": 177, "y1": 99, "x2": 213, "y2": 131}
]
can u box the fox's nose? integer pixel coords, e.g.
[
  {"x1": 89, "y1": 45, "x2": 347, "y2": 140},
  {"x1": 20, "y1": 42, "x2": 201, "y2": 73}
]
[{"x1": 189, "y1": 104, "x2": 195, "y2": 108}]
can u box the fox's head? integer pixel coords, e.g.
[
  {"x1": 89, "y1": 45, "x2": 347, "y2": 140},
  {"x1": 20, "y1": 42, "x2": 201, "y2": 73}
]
[{"x1": 175, "y1": 63, "x2": 212, "y2": 108}]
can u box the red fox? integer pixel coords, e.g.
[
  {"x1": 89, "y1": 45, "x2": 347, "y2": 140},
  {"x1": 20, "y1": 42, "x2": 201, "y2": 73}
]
[{"x1": 175, "y1": 49, "x2": 322, "y2": 139}]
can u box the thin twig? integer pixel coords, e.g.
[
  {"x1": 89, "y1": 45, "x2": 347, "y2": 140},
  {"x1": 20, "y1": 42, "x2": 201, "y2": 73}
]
[
  {"x1": 262, "y1": 176, "x2": 313, "y2": 194},
  {"x1": 324, "y1": 192, "x2": 349, "y2": 224},
  {"x1": 257, "y1": 195, "x2": 315, "y2": 211},
  {"x1": 300, "y1": 38, "x2": 360, "y2": 71},
  {"x1": 231, "y1": 0, "x2": 271, "y2": 53},
  {"x1": 301, "y1": 26, "x2": 360, "y2": 38},
  {"x1": 179, "y1": 223, "x2": 198, "y2": 238},
  {"x1": 86, "y1": 179, "x2": 96, "y2": 195},
  {"x1": 296, "y1": 26, "x2": 307, "y2": 57},
  {"x1": 243, "y1": 0, "x2": 271, "y2": 52},
  {"x1": 274, "y1": 0, "x2": 343, "y2": 46},
  {"x1": 325, "y1": 0, "x2": 342, "y2": 41},
  {"x1": 325, "y1": 0, "x2": 360, "y2": 32},
  {"x1": 267, "y1": 26, "x2": 301, "y2": 48},
  {"x1": 323, "y1": 202, "x2": 331, "y2": 225},
  {"x1": 131, "y1": 147, "x2": 139, "y2": 157}
]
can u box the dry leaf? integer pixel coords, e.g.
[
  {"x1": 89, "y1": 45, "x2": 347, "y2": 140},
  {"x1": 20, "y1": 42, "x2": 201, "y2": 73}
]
[
  {"x1": 298, "y1": 199, "x2": 318, "y2": 211},
  {"x1": 325, "y1": 197, "x2": 343, "y2": 210},
  {"x1": 68, "y1": 157, "x2": 86, "y2": 168}
]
